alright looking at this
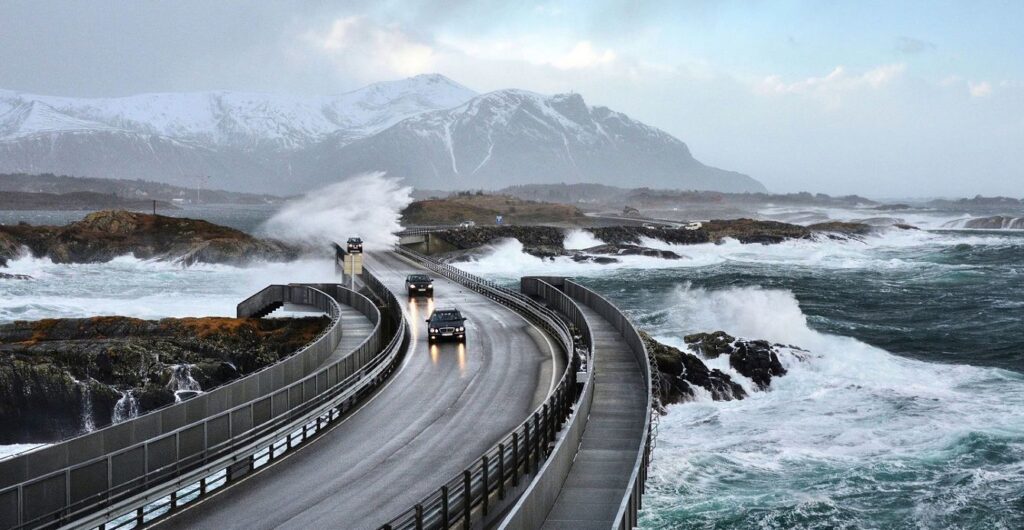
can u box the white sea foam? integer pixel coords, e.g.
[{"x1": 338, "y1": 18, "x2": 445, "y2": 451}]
[
  {"x1": 454, "y1": 227, "x2": 1020, "y2": 281},
  {"x1": 640, "y1": 284, "x2": 1024, "y2": 524},
  {"x1": 0, "y1": 255, "x2": 338, "y2": 323},
  {"x1": 562, "y1": 228, "x2": 603, "y2": 250},
  {"x1": 0, "y1": 444, "x2": 45, "y2": 460}
]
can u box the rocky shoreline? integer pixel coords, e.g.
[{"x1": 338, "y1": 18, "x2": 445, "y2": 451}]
[
  {"x1": 643, "y1": 331, "x2": 802, "y2": 408},
  {"x1": 432, "y1": 219, "x2": 872, "y2": 263},
  {"x1": 0, "y1": 210, "x2": 299, "y2": 268},
  {"x1": 0, "y1": 315, "x2": 327, "y2": 443}
]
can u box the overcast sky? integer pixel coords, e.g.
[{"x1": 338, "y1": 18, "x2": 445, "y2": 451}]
[{"x1": 1, "y1": 0, "x2": 1021, "y2": 197}]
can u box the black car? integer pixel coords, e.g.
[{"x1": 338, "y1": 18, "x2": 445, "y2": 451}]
[
  {"x1": 426, "y1": 308, "x2": 466, "y2": 343},
  {"x1": 405, "y1": 274, "x2": 434, "y2": 297},
  {"x1": 347, "y1": 237, "x2": 363, "y2": 253}
]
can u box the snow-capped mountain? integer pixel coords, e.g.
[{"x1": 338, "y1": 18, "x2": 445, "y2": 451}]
[
  {"x1": 304, "y1": 89, "x2": 765, "y2": 192},
  {"x1": 0, "y1": 75, "x2": 765, "y2": 194},
  {"x1": 0, "y1": 74, "x2": 476, "y2": 149}
]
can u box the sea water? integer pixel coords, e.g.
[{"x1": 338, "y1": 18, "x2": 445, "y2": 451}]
[{"x1": 457, "y1": 227, "x2": 1024, "y2": 528}]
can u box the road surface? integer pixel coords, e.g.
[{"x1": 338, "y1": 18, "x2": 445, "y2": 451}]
[{"x1": 157, "y1": 251, "x2": 558, "y2": 529}]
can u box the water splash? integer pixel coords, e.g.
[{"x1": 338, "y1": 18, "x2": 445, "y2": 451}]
[
  {"x1": 260, "y1": 172, "x2": 413, "y2": 250},
  {"x1": 168, "y1": 364, "x2": 202, "y2": 403},
  {"x1": 113, "y1": 391, "x2": 139, "y2": 423},
  {"x1": 78, "y1": 379, "x2": 96, "y2": 433}
]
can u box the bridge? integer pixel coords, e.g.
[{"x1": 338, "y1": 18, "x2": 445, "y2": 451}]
[{"x1": 0, "y1": 234, "x2": 658, "y2": 530}]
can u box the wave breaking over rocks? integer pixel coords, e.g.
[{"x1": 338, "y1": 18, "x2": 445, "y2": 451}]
[
  {"x1": 643, "y1": 330, "x2": 802, "y2": 408},
  {"x1": 0, "y1": 210, "x2": 299, "y2": 268}
]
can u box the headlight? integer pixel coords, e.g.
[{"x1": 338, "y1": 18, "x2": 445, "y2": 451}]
[
  {"x1": 430, "y1": 328, "x2": 438, "y2": 333},
  {"x1": 456, "y1": 326, "x2": 465, "y2": 332}
]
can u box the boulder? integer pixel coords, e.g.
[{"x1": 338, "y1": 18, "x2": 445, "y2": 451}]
[
  {"x1": 641, "y1": 332, "x2": 746, "y2": 406},
  {"x1": 685, "y1": 331, "x2": 789, "y2": 390}
]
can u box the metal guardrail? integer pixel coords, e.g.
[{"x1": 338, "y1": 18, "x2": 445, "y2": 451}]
[
  {"x1": 0, "y1": 276, "x2": 408, "y2": 530},
  {"x1": 562, "y1": 281, "x2": 659, "y2": 530},
  {"x1": 380, "y1": 248, "x2": 588, "y2": 530},
  {"x1": 497, "y1": 277, "x2": 596, "y2": 529}
]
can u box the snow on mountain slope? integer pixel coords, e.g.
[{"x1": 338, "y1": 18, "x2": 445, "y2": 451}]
[
  {"x1": 308, "y1": 89, "x2": 766, "y2": 192},
  {"x1": 0, "y1": 74, "x2": 476, "y2": 149},
  {"x1": 0, "y1": 75, "x2": 764, "y2": 194},
  {"x1": 0, "y1": 99, "x2": 123, "y2": 139}
]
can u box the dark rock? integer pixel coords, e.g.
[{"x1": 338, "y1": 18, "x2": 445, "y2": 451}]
[
  {"x1": 641, "y1": 331, "x2": 746, "y2": 406},
  {"x1": 684, "y1": 331, "x2": 736, "y2": 358},
  {"x1": 894, "y1": 223, "x2": 920, "y2": 230},
  {"x1": 0, "y1": 314, "x2": 327, "y2": 443},
  {"x1": 589, "y1": 225, "x2": 710, "y2": 246},
  {"x1": 570, "y1": 254, "x2": 619, "y2": 264},
  {"x1": 0, "y1": 210, "x2": 299, "y2": 267},
  {"x1": 578, "y1": 244, "x2": 682, "y2": 259},
  {"x1": 433, "y1": 226, "x2": 565, "y2": 258},
  {"x1": 729, "y1": 340, "x2": 787, "y2": 390},
  {"x1": 684, "y1": 331, "x2": 790, "y2": 390},
  {"x1": 806, "y1": 221, "x2": 874, "y2": 236},
  {"x1": 0, "y1": 272, "x2": 33, "y2": 280}
]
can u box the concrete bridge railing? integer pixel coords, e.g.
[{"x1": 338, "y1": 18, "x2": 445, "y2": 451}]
[{"x1": 0, "y1": 275, "x2": 408, "y2": 530}]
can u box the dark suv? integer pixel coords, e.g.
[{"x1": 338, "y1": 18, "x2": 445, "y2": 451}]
[
  {"x1": 346, "y1": 237, "x2": 363, "y2": 253},
  {"x1": 426, "y1": 308, "x2": 466, "y2": 343},
  {"x1": 405, "y1": 274, "x2": 434, "y2": 297}
]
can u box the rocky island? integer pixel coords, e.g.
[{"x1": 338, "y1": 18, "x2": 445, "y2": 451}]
[
  {"x1": 0, "y1": 210, "x2": 299, "y2": 267},
  {"x1": 0, "y1": 314, "x2": 327, "y2": 443},
  {"x1": 643, "y1": 330, "x2": 800, "y2": 408},
  {"x1": 424, "y1": 219, "x2": 872, "y2": 263}
]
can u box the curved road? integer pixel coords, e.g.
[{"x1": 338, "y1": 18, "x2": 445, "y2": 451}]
[{"x1": 157, "y1": 251, "x2": 559, "y2": 529}]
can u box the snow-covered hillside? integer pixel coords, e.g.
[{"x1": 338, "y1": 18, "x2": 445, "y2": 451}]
[
  {"x1": 0, "y1": 74, "x2": 476, "y2": 149},
  {"x1": 305, "y1": 89, "x2": 766, "y2": 193},
  {"x1": 0, "y1": 74, "x2": 764, "y2": 194}
]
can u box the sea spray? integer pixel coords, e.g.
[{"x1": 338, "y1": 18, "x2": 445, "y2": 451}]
[
  {"x1": 260, "y1": 172, "x2": 413, "y2": 249},
  {"x1": 0, "y1": 255, "x2": 338, "y2": 324},
  {"x1": 563, "y1": 228, "x2": 603, "y2": 250},
  {"x1": 168, "y1": 364, "x2": 202, "y2": 402},
  {"x1": 113, "y1": 391, "x2": 139, "y2": 423},
  {"x1": 78, "y1": 378, "x2": 96, "y2": 433}
]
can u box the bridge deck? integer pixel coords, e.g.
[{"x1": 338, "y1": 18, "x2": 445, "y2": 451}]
[
  {"x1": 540, "y1": 303, "x2": 647, "y2": 529},
  {"x1": 319, "y1": 303, "x2": 376, "y2": 368},
  {"x1": 156, "y1": 252, "x2": 557, "y2": 529}
]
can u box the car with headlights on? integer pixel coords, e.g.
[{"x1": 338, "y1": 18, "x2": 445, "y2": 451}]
[
  {"x1": 405, "y1": 274, "x2": 434, "y2": 297},
  {"x1": 426, "y1": 308, "x2": 466, "y2": 343}
]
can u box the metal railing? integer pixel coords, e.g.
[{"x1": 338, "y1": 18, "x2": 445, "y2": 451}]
[
  {"x1": 497, "y1": 277, "x2": 596, "y2": 529},
  {"x1": 562, "y1": 281, "x2": 659, "y2": 530},
  {"x1": 380, "y1": 249, "x2": 589, "y2": 530},
  {"x1": 0, "y1": 275, "x2": 408, "y2": 530}
]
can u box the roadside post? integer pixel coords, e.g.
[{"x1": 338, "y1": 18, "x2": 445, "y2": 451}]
[{"x1": 342, "y1": 242, "x2": 364, "y2": 290}]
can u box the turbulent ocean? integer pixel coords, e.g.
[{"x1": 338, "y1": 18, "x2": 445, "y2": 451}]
[
  {"x1": 458, "y1": 224, "x2": 1024, "y2": 529},
  {"x1": 2, "y1": 208, "x2": 1023, "y2": 528}
]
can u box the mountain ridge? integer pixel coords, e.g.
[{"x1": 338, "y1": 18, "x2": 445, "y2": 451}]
[{"x1": 0, "y1": 75, "x2": 765, "y2": 194}]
